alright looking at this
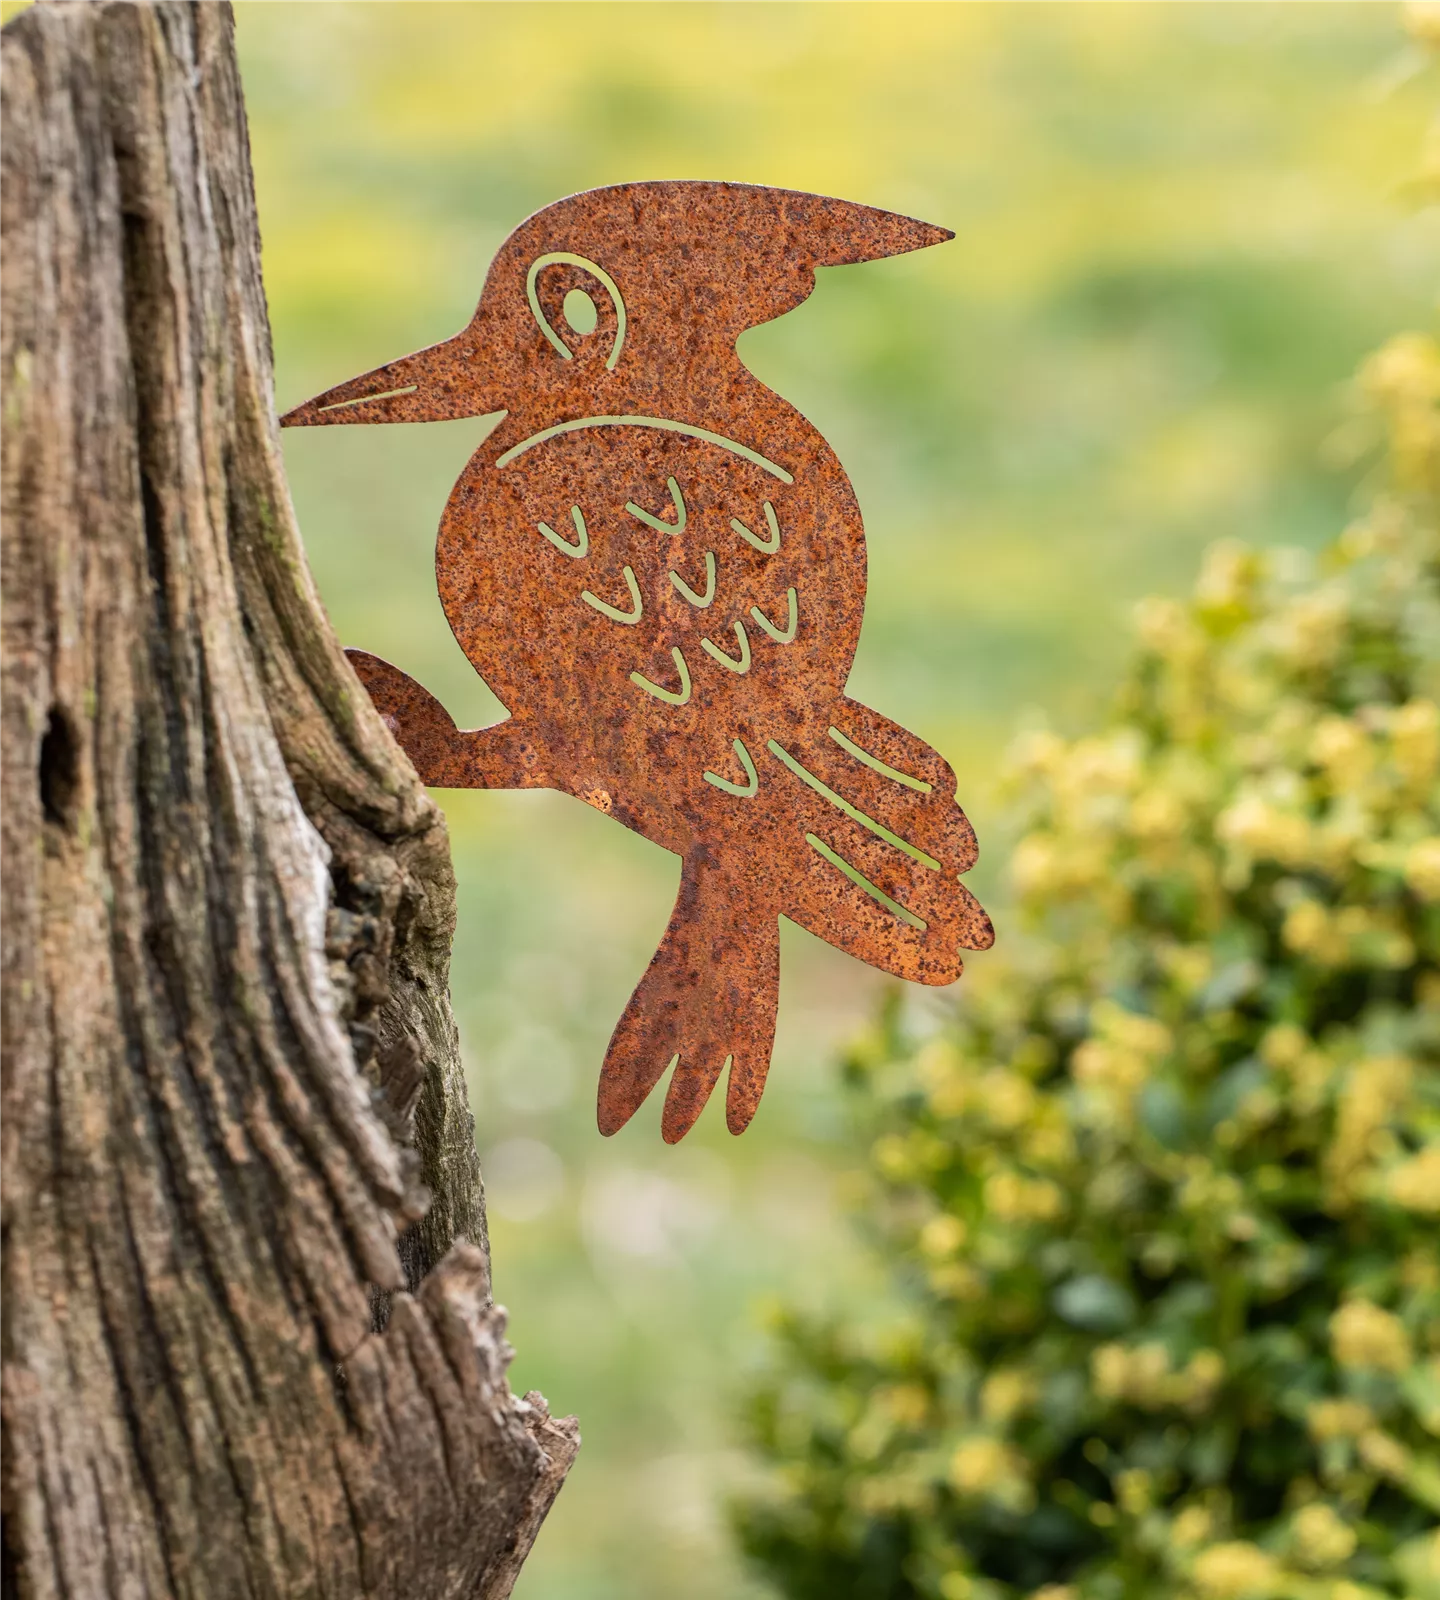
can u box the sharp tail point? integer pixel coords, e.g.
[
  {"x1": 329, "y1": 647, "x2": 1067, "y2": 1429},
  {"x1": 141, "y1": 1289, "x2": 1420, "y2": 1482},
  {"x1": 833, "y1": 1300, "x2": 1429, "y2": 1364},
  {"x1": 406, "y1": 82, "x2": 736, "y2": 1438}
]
[{"x1": 597, "y1": 1102, "x2": 634, "y2": 1138}]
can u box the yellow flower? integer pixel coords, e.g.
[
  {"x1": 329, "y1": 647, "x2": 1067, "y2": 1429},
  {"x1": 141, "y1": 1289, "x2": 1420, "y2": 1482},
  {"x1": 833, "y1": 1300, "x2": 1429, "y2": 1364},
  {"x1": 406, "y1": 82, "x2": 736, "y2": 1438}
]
[
  {"x1": 979, "y1": 1069, "x2": 1037, "y2": 1130},
  {"x1": 872, "y1": 1131, "x2": 948, "y2": 1183},
  {"x1": 1330, "y1": 1300, "x2": 1413, "y2": 1374},
  {"x1": 949, "y1": 1436, "x2": 1024, "y2": 1496},
  {"x1": 1161, "y1": 942, "x2": 1214, "y2": 995},
  {"x1": 1258, "y1": 1030, "x2": 1332, "y2": 1112},
  {"x1": 1326, "y1": 1056, "x2": 1414, "y2": 1206},
  {"x1": 985, "y1": 1169, "x2": 1065, "y2": 1224},
  {"x1": 919, "y1": 1214, "x2": 967, "y2": 1258},
  {"x1": 1217, "y1": 793, "x2": 1310, "y2": 865},
  {"x1": 928, "y1": 1262, "x2": 983, "y2": 1301},
  {"x1": 1404, "y1": 838, "x2": 1440, "y2": 902},
  {"x1": 980, "y1": 1368, "x2": 1036, "y2": 1425},
  {"x1": 1012, "y1": 833, "x2": 1063, "y2": 898},
  {"x1": 877, "y1": 1383, "x2": 929, "y2": 1427},
  {"x1": 1134, "y1": 596, "x2": 1191, "y2": 654},
  {"x1": 1306, "y1": 1399, "x2": 1374, "y2": 1442},
  {"x1": 1236, "y1": 1085, "x2": 1279, "y2": 1130},
  {"x1": 1071, "y1": 1003, "x2": 1172, "y2": 1113},
  {"x1": 1290, "y1": 1503, "x2": 1356, "y2": 1570},
  {"x1": 1115, "y1": 1468, "x2": 1152, "y2": 1515},
  {"x1": 1177, "y1": 1349, "x2": 1226, "y2": 1411},
  {"x1": 1096, "y1": 1003, "x2": 1172, "y2": 1058},
  {"x1": 1005, "y1": 728, "x2": 1067, "y2": 780},
  {"x1": 854, "y1": 1472, "x2": 932, "y2": 1515},
  {"x1": 1362, "y1": 331, "x2": 1440, "y2": 408},
  {"x1": 1391, "y1": 698, "x2": 1440, "y2": 788},
  {"x1": 1310, "y1": 716, "x2": 1373, "y2": 791},
  {"x1": 1272, "y1": 589, "x2": 1349, "y2": 671},
  {"x1": 926, "y1": 1075, "x2": 974, "y2": 1120},
  {"x1": 1022, "y1": 1119, "x2": 1075, "y2": 1169},
  {"x1": 1130, "y1": 787, "x2": 1187, "y2": 841},
  {"x1": 1090, "y1": 1342, "x2": 1173, "y2": 1408},
  {"x1": 872, "y1": 1134, "x2": 916, "y2": 1182},
  {"x1": 1357, "y1": 1429, "x2": 1410, "y2": 1480},
  {"x1": 1072, "y1": 1039, "x2": 1147, "y2": 1095},
  {"x1": 1260, "y1": 1024, "x2": 1308, "y2": 1069},
  {"x1": 917, "y1": 1037, "x2": 963, "y2": 1095},
  {"x1": 1388, "y1": 1144, "x2": 1440, "y2": 1214},
  {"x1": 1192, "y1": 1540, "x2": 1280, "y2": 1598},
  {"x1": 1059, "y1": 732, "x2": 1145, "y2": 800},
  {"x1": 1172, "y1": 1505, "x2": 1213, "y2": 1548},
  {"x1": 1195, "y1": 540, "x2": 1261, "y2": 614},
  {"x1": 1283, "y1": 899, "x2": 1345, "y2": 963},
  {"x1": 1091, "y1": 1343, "x2": 1131, "y2": 1402},
  {"x1": 1392, "y1": 1527, "x2": 1440, "y2": 1589},
  {"x1": 1407, "y1": 2, "x2": 1440, "y2": 46},
  {"x1": 1179, "y1": 1165, "x2": 1244, "y2": 1215}
]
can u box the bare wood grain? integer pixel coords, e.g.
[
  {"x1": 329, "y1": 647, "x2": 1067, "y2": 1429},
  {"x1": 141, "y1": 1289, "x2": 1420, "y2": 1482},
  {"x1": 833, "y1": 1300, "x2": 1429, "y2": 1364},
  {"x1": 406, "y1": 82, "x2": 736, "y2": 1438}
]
[{"x1": 0, "y1": 5, "x2": 577, "y2": 1595}]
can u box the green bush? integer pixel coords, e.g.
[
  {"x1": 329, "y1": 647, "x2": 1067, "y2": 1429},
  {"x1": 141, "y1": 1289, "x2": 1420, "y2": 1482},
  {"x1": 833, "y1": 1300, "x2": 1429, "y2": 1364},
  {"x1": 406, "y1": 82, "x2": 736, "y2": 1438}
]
[{"x1": 732, "y1": 334, "x2": 1440, "y2": 1600}]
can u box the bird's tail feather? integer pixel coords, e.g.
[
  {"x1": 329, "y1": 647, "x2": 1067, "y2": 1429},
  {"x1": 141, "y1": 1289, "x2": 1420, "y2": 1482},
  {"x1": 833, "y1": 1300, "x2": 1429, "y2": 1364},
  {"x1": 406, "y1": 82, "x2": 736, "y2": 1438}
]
[{"x1": 598, "y1": 851, "x2": 779, "y2": 1143}]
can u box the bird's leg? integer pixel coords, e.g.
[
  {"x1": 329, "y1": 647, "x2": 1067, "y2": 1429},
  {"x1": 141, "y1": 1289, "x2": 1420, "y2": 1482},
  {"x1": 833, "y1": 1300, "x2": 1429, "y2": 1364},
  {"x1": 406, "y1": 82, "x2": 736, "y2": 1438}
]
[
  {"x1": 598, "y1": 847, "x2": 781, "y2": 1143},
  {"x1": 346, "y1": 648, "x2": 550, "y2": 790}
]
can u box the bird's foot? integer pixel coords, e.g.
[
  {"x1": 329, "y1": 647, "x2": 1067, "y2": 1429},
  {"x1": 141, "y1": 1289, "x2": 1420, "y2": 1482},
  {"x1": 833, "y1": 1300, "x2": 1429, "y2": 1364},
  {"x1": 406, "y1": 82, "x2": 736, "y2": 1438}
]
[{"x1": 346, "y1": 649, "x2": 548, "y2": 790}]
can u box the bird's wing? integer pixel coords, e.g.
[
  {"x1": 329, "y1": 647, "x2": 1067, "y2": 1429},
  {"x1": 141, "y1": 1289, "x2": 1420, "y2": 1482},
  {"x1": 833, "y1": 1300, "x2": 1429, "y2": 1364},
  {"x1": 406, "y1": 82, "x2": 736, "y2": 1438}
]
[{"x1": 768, "y1": 697, "x2": 993, "y2": 983}]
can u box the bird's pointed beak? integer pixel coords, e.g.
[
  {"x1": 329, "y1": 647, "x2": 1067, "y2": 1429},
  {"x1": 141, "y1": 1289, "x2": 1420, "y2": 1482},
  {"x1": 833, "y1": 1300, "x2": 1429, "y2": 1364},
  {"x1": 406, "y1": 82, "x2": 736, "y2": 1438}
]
[
  {"x1": 789, "y1": 196, "x2": 953, "y2": 268},
  {"x1": 280, "y1": 326, "x2": 506, "y2": 429}
]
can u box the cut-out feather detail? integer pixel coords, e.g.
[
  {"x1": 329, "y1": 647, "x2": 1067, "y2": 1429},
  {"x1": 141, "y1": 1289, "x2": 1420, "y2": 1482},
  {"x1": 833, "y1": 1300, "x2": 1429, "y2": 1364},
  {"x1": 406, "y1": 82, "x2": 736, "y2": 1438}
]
[
  {"x1": 538, "y1": 505, "x2": 589, "y2": 558},
  {"x1": 750, "y1": 586, "x2": 798, "y2": 644},
  {"x1": 670, "y1": 550, "x2": 716, "y2": 608},
  {"x1": 631, "y1": 647, "x2": 692, "y2": 706},
  {"x1": 731, "y1": 501, "x2": 781, "y2": 554},
  {"x1": 701, "y1": 620, "x2": 751, "y2": 674},
  {"x1": 582, "y1": 566, "x2": 643, "y2": 624},
  {"x1": 626, "y1": 475, "x2": 687, "y2": 533},
  {"x1": 703, "y1": 738, "x2": 759, "y2": 797}
]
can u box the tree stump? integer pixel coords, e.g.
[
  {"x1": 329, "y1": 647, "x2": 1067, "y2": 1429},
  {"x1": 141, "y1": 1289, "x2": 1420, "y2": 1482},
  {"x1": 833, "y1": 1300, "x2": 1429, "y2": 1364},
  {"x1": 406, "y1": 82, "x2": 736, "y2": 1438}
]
[{"x1": 0, "y1": 4, "x2": 577, "y2": 1594}]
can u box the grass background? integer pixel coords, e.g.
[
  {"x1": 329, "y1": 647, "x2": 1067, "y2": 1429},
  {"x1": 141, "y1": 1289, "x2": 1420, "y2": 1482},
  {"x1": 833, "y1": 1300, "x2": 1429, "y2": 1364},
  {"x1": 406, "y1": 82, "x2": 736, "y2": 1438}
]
[
  {"x1": 236, "y1": 6, "x2": 1440, "y2": 1593},
  {"x1": 231, "y1": 7, "x2": 1439, "y2": 1597}
]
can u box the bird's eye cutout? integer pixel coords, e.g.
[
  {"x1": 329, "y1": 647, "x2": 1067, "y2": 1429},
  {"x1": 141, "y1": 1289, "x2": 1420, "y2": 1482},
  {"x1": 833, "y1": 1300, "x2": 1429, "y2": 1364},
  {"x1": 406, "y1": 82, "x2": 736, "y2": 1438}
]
[
  {"x1": 563, "y1": 289, "x2": 597, "y2": 335},
  {"x1": 526, "y1": 252, "x2": 626, "y2": 371}
]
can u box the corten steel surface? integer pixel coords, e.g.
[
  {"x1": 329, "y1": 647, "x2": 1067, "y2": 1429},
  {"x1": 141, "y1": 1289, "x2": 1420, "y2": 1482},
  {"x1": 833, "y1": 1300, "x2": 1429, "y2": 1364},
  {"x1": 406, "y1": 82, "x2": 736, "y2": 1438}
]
[{"x1": 282, "y1": 181, "x2": 994, "y2": 1144}]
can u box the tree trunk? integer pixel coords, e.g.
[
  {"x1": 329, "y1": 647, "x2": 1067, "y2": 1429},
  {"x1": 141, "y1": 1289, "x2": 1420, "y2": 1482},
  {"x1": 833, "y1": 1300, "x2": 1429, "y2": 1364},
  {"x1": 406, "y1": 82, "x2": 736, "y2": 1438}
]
[{"x1": 0, "y1": 4, "x2": 577, "y2": 1595}]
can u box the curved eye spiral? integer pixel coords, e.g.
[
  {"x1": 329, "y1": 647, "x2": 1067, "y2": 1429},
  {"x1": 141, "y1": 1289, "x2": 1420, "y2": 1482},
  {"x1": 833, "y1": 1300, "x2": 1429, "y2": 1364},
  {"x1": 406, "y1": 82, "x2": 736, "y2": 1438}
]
[{"x1": 526, "y1": 252, "x2": 626, "y2": 370}]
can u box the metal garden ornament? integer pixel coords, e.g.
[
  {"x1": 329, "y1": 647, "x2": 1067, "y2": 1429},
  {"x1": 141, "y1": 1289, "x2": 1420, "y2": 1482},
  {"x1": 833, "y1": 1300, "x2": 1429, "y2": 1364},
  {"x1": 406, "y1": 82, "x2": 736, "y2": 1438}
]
[{"x1": 282, "y1": 181, "x2": 993, "y2": 1144}]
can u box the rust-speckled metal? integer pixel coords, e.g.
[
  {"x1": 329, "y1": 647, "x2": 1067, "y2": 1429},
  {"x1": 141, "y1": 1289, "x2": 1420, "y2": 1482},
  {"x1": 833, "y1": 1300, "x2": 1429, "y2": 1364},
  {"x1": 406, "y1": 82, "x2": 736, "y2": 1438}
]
[{"x1": 281, "y1": 181, "x2": 993, "y2": 1144}]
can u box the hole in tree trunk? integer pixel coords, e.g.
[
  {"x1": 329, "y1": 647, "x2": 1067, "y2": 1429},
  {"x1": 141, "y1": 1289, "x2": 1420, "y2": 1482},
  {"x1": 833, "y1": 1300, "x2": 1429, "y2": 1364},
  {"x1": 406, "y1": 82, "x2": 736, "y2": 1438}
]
[{"x1": 38, "y1": 706, "x2": 80, "y2": 828}]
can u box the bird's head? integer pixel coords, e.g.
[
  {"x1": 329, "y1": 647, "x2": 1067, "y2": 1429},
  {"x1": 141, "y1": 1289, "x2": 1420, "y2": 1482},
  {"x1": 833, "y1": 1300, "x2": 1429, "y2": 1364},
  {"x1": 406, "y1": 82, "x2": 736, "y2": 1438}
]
[{"x1": 280, "y1": 181, "x2": 951, "y2": 432}]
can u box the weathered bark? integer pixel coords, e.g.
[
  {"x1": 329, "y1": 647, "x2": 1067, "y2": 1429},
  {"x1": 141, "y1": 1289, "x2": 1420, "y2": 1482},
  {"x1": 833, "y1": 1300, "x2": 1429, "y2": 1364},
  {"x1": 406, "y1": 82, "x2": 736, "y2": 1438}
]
[{"x1": 0, "y1": 4, "x2": 577, "y2": 1596}]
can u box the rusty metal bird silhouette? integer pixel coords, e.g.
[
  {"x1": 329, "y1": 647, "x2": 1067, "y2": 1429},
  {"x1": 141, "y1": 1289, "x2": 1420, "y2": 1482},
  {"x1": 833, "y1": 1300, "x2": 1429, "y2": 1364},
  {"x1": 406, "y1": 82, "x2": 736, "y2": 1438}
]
[{"x1": 281, "y1": 181, "x2": 993, "y2": 1144}]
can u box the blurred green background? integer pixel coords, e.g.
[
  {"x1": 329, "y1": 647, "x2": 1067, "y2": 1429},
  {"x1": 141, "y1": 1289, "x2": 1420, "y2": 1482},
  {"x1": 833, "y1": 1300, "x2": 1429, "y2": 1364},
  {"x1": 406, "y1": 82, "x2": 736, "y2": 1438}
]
[{"x1": 233, "y1": 7, "x2": 1438, "y2": 1597}]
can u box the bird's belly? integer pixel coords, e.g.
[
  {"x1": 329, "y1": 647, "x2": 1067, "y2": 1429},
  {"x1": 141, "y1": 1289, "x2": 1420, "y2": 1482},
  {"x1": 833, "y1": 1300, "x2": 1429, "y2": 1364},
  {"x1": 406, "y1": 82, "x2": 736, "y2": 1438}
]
[{"x1": 436, "y1": 419, "x2": 866, "y2": 849}]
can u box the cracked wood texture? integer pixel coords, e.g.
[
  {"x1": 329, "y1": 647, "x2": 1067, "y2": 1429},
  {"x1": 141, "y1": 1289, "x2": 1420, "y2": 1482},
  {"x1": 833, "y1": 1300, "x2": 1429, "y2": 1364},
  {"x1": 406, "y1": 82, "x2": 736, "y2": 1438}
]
[{"x1": 0, "y1": 4, "x2": 577, "y2": 1596}]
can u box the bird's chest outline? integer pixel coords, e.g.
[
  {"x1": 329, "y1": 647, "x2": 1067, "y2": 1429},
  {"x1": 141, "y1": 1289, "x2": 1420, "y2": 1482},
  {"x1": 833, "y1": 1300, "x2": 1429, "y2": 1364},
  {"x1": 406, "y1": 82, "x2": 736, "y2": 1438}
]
[{"x1": 436, "y1": 421, "x2": 865, "y2": 747}]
